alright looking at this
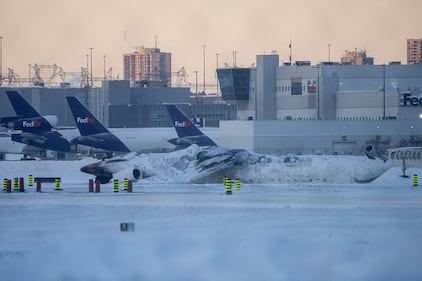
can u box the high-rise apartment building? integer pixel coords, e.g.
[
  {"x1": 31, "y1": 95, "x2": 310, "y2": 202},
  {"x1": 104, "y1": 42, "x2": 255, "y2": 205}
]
[
  {"x1": 340, "y1": 50, "x2": 374, "y2": 65},
  {"x1": 407, "y1": 38, "x2": 422, "y2": 64},
  {"x1": 123, "y1": 47, "x2": 171, "y2": 85}
]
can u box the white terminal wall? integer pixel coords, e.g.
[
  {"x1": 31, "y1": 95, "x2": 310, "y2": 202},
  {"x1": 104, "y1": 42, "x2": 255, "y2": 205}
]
[{"x1": 220, "y1": 120, "x2": 422, "y2": 155}]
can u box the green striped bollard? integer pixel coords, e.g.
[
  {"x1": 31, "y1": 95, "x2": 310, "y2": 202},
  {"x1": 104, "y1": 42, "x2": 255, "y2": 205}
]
[{"x1": 413, "y1": 174, "x2": 418, "y2": 187}]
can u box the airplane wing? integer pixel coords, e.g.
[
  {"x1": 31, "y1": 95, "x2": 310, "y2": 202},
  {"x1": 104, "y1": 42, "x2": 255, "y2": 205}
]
[
  {"x1": 11, "y1": 131, "x2": 72, "y2": 152},
  {"x1": 73, "y1": 135, "x2": 105, "y2": 144},
  {"x1": 14, "y1": 132, "x2": 47, "y2": 144}
]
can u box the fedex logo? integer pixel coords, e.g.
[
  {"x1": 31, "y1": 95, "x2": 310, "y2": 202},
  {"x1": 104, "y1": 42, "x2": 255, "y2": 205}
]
[
  {"x1": 76, "y1": 116, "x2": 95, "y2": 124},
  {"x1": 401, "y1": 92, "x2": 422, "y2": 106},
  {"x1": 22, "y1": 120, "x2": 41, "y2": 128},
  {"x1": 174, "y1": 120, "x2": 191, "y2": 128}
]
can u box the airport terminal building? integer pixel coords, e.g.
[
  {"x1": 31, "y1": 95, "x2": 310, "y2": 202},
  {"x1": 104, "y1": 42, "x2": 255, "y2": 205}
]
[
  {"x1": 1, "y1": 54, "x2": 422, "y2": 157},
  {"x1": 217, "y1": 55, "x2": 422, "y2": 154}
]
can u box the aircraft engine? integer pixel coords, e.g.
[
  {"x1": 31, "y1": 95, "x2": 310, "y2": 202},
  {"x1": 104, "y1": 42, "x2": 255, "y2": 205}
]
[
  {"x1": 364, "y1": 144, "x2": 376, "y2": 159},
  {"x1": 114, "y1": 166, "x2": 143, "y2": 181}
]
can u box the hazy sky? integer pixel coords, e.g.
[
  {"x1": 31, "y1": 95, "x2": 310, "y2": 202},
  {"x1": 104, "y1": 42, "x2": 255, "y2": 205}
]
[{"x1": 1, "y1": 0, "x2": 422, "y2": 86}]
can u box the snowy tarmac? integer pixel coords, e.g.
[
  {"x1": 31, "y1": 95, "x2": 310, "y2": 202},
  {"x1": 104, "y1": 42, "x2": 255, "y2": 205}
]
[{"x1": 1, "y1": 166, "x2": 422, "y2": 281}]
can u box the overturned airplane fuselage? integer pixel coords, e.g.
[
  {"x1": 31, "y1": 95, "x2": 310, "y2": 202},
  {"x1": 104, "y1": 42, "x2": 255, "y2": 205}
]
[{"x1": 80, "y1": 145, "x2": 391, "y2": 184}]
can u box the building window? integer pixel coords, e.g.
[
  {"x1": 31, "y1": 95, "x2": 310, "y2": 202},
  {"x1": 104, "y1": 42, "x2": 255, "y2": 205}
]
[
  {"x1": 291, "y1": 78, "x2": 302, "y2": 95},
  {"x1": 307, "y1": 80, "x2": 317, "y2": 93}
]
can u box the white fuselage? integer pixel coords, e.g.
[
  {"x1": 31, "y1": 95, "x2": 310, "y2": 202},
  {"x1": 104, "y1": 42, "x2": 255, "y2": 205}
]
[
  {"x1": 108, "y1": 127, "x2": 219, "y2": 153},
  {"x1": 0, "y1": 127, "x2": 220, "y2": 154}
]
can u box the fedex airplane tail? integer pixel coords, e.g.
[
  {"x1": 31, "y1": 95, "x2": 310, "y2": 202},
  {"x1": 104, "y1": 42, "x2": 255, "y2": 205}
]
[
  {"x1": 165, "y1": 104, "x2": 216, "y2": 147},
  {"x1": 66, "y1": 96, "x2": 130, "y2": 152},
  {"x1": 1, "y1": 91, "x2": 72, "y2": 152},
  {"x1": 66, "y1": 96, "x2": 109, "y2": 136},
  {"x1": 2, "y1": 90, "x2": 55, "y2": 131},
  {"x1": 6, "y1": 90, "x2": 41, "y2": 118}
]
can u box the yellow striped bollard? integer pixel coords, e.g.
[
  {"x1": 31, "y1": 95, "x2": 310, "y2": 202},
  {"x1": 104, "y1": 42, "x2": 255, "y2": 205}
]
[
  {"x1": 123, "y1": 178, "x2": 129, "y2": 191},
  {"x1": 235, "y1": 179, "x2": 241, "y2": 191},
  {"x1": 3, "y1": 178, "x2": 7, "y2": 191},
  {"x1": 13, "y1": 178, "x2": 19, "y2": 192},
  {"x1": 113, "y1": 179, "x2": 119, "y2": 193},
  {"x1": 413, "y1": 174, "x2": 418, "y2": 187},
  {"x1": 225, "y1": 177, "x2": 232, "y2": 195},
  {"x1": 28, "y1": 175, "x2": 33, "y2": 187},
  {"x1": 55, "y1": 178, "x2": 62, "y2": 191}
]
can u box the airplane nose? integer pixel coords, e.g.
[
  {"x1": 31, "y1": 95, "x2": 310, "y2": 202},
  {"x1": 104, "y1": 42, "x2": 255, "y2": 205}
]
[
  {"x1": 80, "y1": 164, "x2": 90, "y2": 174},
  {"x1": 80, "y1": 162, "x2": 101, "y2": 174}
]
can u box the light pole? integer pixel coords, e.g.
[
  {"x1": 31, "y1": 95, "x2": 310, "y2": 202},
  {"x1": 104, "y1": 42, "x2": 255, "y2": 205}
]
[
  {"x1": 216, "y1": 53, "x2": 219, "y2": 97},
  {"x1": 86, "y1": 54, "x2": 89, "y2": 87},
  {"x1": 233, "y1": 50, "x2": 237, "y2": 67},
  {"x1": 28, "y1": 64, "x2": 31, "y2": 86},
  {"x1": 289, "y1": 40, "x2": 292, "y2": 65},
  {"x1": 202, "y1": 45, "x2": 206, "y2": 94},
  {"x1": 103, "y1": 55, "x2": 106, "y2": 81},
  {"x1": 89, "y1": 48, "x2": 93, "y2": 87},
  {"x1": 383, "y1": 64, "x2": 386, "y2": 119},
  {"x1": 193, "y1": 70, "x2": 198, "y2": 100},
  {"x1": 328, "y1": 43, "x2": 331, "y2": 62},
  {"x1": 0, "y1": 36, "x2": 3, "y2": 86}
]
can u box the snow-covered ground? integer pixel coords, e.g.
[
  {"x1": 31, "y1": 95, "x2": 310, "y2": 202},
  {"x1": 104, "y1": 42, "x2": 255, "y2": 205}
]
[{"x1": 1, "y1": 159, "x2": 422, "y2": 281}]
